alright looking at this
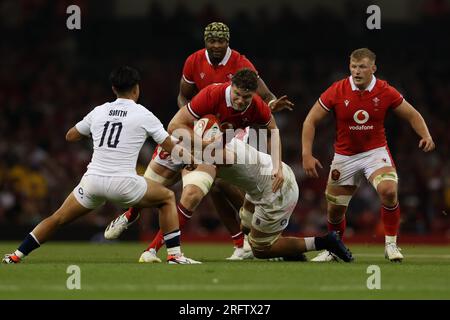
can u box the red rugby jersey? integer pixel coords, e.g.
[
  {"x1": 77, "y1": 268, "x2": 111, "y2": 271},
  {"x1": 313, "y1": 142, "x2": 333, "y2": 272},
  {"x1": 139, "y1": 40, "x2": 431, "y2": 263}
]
[
  {"x1": 187, "y1": 82, "x2": 271, "y2": 129},
  {"x1": 182, "y1": 48, "x2": 257, "y2": 90},
  {"x1": 319, "y1": 76, "x2": 404, "y2": 155}
]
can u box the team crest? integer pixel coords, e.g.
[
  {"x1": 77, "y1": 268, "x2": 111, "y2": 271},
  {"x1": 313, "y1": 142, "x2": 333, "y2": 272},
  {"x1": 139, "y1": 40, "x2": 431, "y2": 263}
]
[
  {"x1": 373, "y1": 97, "x2": 380, "y2": 106},
  {"x1": 200, "y1": 72, "x2": 205, "y2": 79},
  {"x1": 331, "y1": 169, "x2": 340, "y2": 181}
]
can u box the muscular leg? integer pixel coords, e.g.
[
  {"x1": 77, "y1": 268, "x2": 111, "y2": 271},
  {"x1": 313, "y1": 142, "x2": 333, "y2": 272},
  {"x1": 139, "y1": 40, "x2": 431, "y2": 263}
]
[
  {"x1": 248, "y1": 227, "x2": 352, "y2": 262},
  {"x1": 135, "y1": 178, "x2": 179, "y2": 235},
  {"x1": 124, "y1": 160, "x2": 179, "y2": 221},
  {"x1": 5, "y1": 193, "x2": 92, "y2": 261},
  {"x1": 369, "y1": 167, "x2": 401, "y2": 241},
  {"x1": 210, "y1": 178, "x2": 245, "y2": 244},
  {"x1": 32, "y1": 193, "x2": 91, "y2": 244},
  {"x1": 145, "y1": 164, "x2": 216, "y2": 253},
  {"x1": 325, "y1": 184, "x2": 357, "y2": 239}
]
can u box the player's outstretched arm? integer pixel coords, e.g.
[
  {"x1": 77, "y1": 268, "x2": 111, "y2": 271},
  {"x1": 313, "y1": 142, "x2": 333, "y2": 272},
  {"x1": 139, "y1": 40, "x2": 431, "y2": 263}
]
[
  {"x1": 256, "y1": 77, "x2": 294, "y2": 112},
  {"x1": 65, "y1": 126, "x2": 86, "y2": 142},
  {"x1": 393, "y1": 100, "x2": 435, "y2": 152},
  {"x1": 301, "y1": 101, "x2": 328, "y2": 178}
]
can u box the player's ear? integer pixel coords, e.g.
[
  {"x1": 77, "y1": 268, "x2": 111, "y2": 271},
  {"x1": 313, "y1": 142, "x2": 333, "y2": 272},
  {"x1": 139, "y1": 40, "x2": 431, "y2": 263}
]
[{"x1": 372, "y1": 64, "x2": 377, "y2": 74}]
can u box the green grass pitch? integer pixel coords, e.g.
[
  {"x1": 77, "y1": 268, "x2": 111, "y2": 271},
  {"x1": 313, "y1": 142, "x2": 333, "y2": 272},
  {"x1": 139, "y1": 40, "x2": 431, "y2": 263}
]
[{"x1": 0, "y1": 242, "x2": 449, "y2": 299}]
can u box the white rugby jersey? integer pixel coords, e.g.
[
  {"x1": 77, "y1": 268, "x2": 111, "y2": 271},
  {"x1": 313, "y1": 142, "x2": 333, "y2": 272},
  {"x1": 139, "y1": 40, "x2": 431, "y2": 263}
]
[
  {"x1": 76, "y1": 98, "x2": 169, "y2": 176},
  {"x1": 217, "y1": 138, "x2": 283, "y2": 202}
]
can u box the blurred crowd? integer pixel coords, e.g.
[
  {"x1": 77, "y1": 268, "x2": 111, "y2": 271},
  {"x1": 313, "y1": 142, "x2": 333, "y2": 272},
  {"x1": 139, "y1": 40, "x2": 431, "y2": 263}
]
[{"x1": 0, "y1": 0, "x2": 449, "y2": 239}]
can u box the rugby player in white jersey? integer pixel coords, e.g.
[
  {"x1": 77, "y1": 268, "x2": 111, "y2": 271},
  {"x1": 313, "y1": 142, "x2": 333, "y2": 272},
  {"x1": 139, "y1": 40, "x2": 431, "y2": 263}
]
[
  {"x1": 2, "y1": 66, "x2": 200, "y2": 264},
  {"x1": 216, "y1": 131, "x2": 353, "y2": 262}
]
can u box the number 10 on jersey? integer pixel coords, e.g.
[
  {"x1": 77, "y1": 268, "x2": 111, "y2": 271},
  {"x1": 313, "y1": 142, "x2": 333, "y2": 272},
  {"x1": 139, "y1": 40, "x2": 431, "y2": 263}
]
[{"x1": 99, "y1": 121, "x2": 122, "y2": 148}]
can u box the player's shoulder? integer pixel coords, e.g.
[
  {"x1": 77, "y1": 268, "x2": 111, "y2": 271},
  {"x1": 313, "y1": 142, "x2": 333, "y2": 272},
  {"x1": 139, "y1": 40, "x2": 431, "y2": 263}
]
[
  {"x1": 374, "y1": 77, "x2": 394, "y2": 89},
  {"x1": 230, "y1": 49, "x2": 253, "y2": 64},
  {"x1": 186, "y1": 49, "x2": 206, "y2": 62},
  {"x1": 373, "y1": 78, "x2": 400, "y2": 95},
  {"x1": 323, "y1": 77, "x2": 351, "y2": 96},
  {"x1": 204, "y1": 81, "x2": 228, "y2": 94}
]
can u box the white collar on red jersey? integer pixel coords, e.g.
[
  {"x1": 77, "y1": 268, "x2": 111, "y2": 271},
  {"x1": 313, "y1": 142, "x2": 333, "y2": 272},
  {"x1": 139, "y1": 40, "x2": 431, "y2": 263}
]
[
  {"x1": 205, "y1": 47, "x2": 232, "y2": 66},
  {"x1": 225, "y1": 85, "x2": 232, "y2": 107},
  {"x1": 349, "y1": 75, "x2": 377, "y2": 92}
]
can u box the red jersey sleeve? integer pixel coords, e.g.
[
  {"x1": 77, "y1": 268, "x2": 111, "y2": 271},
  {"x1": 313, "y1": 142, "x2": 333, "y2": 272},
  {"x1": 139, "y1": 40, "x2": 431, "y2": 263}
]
[
  {"x1": 386, "y1": 85, "x2": 404, "y2": 109},
  {"x1": 319, "y1": 83, "x2": 338, "y2": 112},
  {"x1": 182, "y1": 54, "x2": 196, "y2": 84},
  {"x1": 187, "y1": 85, "x2": 216, "y2": 119},
  {"x1": 252, "y1": 96, "x2": 272, "y2": 126}
]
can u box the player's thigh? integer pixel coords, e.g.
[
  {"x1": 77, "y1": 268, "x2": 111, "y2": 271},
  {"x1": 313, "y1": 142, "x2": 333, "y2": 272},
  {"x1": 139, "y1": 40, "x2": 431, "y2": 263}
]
[
  {"x1": 211, "y1": 178, "x2": 244, "y2": 209},
  {"x1": 144, "y1": 159, "x2": 180, "y2": 186},
  {"x1": 135, "y1": 178, "x2": 175, "y2": 208},
  {"x1": 53, "y1": 193, "x2": 92, "y2": 225}
]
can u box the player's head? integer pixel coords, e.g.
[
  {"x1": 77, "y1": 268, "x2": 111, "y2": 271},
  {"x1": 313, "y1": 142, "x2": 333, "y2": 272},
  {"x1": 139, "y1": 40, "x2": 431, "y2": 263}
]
[
  {"x1": 349, "y1": 48, "x2": 377, "y2": 89},
  {"x1": 230, "y1": 68, "x2": 258, "y2": 111},
  {"x1": 110, "y1": 66, "x2": 141, "y2": 101},
  {"x1": 204, "y1": 22, "x2": 230, "y2": 63}
]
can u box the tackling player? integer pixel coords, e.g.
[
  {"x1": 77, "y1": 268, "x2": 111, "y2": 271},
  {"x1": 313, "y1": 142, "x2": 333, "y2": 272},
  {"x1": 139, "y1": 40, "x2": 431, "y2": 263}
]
[{"x1": 301, "y1": 48, "x2": 435, "y2": 262}]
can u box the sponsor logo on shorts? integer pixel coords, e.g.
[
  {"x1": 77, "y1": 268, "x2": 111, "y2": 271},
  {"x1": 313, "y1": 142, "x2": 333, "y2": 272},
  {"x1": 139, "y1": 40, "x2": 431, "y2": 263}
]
[
  {"x1": 280, "y1": 219, "x2": 287, "y2": 226},
  {"x1": 331, "y1": 169, "x2": 340, "y2": 181}
]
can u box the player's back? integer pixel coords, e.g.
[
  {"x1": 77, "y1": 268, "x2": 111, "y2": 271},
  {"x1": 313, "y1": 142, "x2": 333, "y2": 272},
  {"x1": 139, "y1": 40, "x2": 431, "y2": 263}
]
[
  {"x1": 218, "y1": 138, "x2": 278, "y2": 201},
  {"x1": 76, "y1": 98, "x2": 168, "y2": 177}
]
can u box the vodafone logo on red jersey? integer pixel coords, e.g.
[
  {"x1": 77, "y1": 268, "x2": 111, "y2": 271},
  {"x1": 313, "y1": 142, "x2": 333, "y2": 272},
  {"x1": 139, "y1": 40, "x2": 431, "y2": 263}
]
[
  {"x1": 349, "y1": 110, "x2": 373, "y2": 130},
  {"x1": 353, "y1": 110, "x2": 369, "y2": 124}
]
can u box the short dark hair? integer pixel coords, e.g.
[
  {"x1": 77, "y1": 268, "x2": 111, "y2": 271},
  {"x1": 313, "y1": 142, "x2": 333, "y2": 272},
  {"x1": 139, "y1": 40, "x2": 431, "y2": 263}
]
[
  {"x1": 109, "y1": 66, "x2": 140, "y2": 94},
  {"x1": 231, "y1": 68, "x2": 258, "y2": 92}
]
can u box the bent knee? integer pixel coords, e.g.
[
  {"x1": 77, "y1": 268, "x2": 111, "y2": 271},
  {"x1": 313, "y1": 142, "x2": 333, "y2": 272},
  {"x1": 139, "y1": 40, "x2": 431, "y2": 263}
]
[
  {"x1": 378, "y1": 185, "x2": 397, "y2": 202},
  {"x1": 181, "y1": 185, "x2": 204, "y2": 208}
]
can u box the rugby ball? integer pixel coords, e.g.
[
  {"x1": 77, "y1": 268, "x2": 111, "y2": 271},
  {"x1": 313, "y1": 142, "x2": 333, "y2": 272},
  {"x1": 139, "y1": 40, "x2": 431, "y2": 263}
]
[{"x1": 193, "y1": 114, "x2": 222, "y2": 140}]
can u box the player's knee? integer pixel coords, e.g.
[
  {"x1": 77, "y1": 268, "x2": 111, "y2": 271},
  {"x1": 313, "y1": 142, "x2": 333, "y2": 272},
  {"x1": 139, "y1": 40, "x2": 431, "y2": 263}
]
[
  {"x1": 327, "y1": 204, "x2": 347, "y2": 220},
  {"x1": 164, "y1": 188, "x2": 176, "y2": 203},
  {"x1": 378, "y1": 185, "x2": 397, "y2": 204},
  {"x1": 181, "y1": 185, "x2": 203, "y2": 209}
]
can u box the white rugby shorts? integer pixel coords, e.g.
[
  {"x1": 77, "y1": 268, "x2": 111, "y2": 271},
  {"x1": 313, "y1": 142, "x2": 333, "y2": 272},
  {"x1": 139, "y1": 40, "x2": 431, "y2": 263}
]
[
  {"x1": 73, "y1": 174, "x2": 147, "y2": 209},
  {"x1": 328, "y1": 146, "x2": 395, "y2": 186},
  {"x1": 249, "y1": 164, "x2": 299, "y2": 234}
]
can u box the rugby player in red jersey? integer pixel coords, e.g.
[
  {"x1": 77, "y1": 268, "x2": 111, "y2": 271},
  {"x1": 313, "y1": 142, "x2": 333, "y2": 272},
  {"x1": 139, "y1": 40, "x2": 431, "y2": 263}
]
[
  {"x1": 302, "y1": 48, "x2": 435, "y2": 262},
  {"x1": 105, "y1": 22, "x2": 293, "y2": 262}
]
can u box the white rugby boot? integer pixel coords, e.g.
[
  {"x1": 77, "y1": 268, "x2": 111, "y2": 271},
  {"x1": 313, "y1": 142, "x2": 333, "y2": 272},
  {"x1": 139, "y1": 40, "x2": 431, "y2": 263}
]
[
  {"x1": 104, "y1": 212, "x2": 140, "y2": 240},
  {"x1": 226, "y1": 236, "x2": 254, "y2": 260},
  {"x1": 138, "y1": 249, "x2": 162, "y2": 263},
  {"x1": 2, "y1": 253, "x2": 21, "y2": 264},
  {"x1": 167, "y1": 253, "x2": 202, "y2": 264},
  {"x1": 311, "y1": 250, "x2": 339, "y2": 262},
  {"x1": 385, "y1": 242, "x2": 403, "y2": 262}
]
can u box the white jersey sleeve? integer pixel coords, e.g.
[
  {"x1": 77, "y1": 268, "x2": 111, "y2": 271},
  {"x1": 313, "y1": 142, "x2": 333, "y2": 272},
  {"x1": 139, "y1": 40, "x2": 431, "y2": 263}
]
[
  {"x1": 142, "y1": 111, "x2": 169, "y2": 145},
  {"x1": 75, "y1": 108, "x2": 95, "y2": 136}
]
